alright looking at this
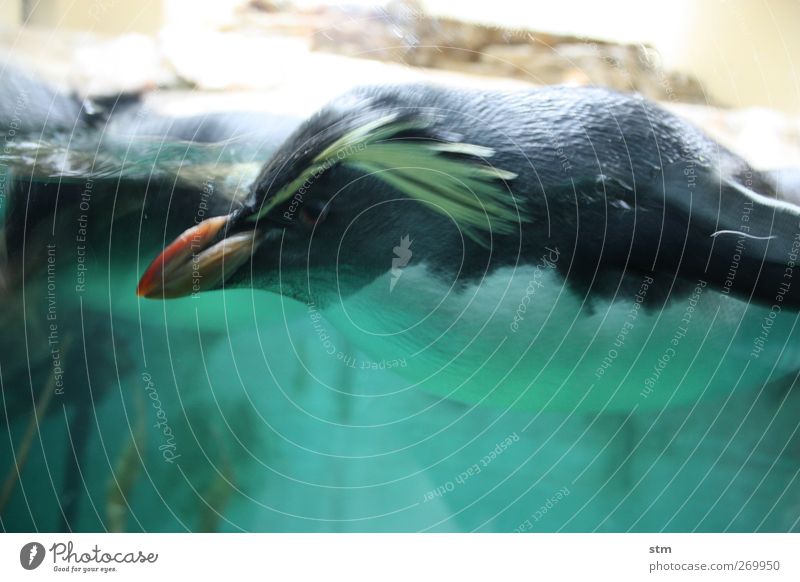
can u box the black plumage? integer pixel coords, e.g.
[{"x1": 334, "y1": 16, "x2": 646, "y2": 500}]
[{"x1": 156, "y1": 83, "x2": 800, "y2": 310}]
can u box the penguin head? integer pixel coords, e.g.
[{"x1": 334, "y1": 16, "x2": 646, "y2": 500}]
[{"x1": 137, "y1": 89, "x2": 525, "y2": 305}]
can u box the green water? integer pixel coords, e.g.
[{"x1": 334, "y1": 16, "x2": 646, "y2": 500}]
[{"x1": 1, "y1": 251, "x2": 798, "y2": 532}]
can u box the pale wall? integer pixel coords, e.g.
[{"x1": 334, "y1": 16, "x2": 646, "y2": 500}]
[
  {"x1": 654, "y1": 0, "x2": 800, "y2": 114},
  {"x1": 25, "y1": 0, "x2": 163, "y2": 34},
  {"x1": 0, "y1": 0, "x2": 21, "y2": 27}
]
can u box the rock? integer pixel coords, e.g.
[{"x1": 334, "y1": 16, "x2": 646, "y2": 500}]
[{"x1": 300, "y1": 3, "x2": 711, "y2": 104}]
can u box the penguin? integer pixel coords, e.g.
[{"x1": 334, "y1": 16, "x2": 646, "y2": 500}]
[{"x1": 137, "y1": 83, "x2": 800, "y2": 413}]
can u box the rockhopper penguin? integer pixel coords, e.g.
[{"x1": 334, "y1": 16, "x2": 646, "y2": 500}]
[{"x1": 137, "y1": 84, "x2": 800, "y2": 412}]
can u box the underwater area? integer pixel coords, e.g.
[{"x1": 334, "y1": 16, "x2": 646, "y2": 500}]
[
  {"x1": 1, "y1": 2, "x2": 800, "y2": 535},
  {"x1": 3, "y1": 280, "x2": 798, "y2": 532}
]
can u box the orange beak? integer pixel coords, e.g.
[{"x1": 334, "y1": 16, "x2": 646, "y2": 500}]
[{"x1": 136, "y1": 214, "x2": 260, "y2": 299}]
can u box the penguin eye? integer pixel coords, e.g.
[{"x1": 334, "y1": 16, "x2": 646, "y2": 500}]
[{"x1": 299, "y1": 200, "x2": 329, "y2": 227}]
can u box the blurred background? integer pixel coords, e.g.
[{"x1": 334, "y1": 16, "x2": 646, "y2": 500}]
[
  {"x1": 2, "y1": 0, "x2": 800, "y2": 163},
  {"x1": 1, "y1": 0, "x2": 798, "y2": 532}
]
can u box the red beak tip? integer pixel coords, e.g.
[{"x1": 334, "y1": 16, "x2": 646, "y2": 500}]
[
  {"x1": 136, "y1": 214, "x2": 235, "y2": 300},
  {"x1": 136, "y1": 262, "x2": 161, "y2": 298}
]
